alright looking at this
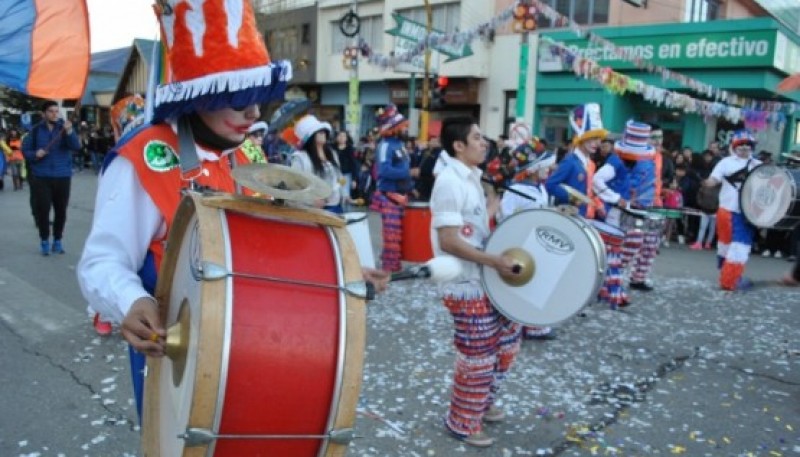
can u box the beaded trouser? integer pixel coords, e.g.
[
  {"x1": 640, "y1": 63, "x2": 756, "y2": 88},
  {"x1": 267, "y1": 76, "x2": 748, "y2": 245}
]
[
  {"x1": 598, "y1": 243, "x2": 625, "y2": 308},
  {"x1": 629, "y1": 229, "x2": 660, "y2": 283},
  {"x1": 370, "y1": 192, "x2": 404, "y2": 272},
  {"x1": 441, "y1": 286, "x2": 521, "y2": 437},
  {"x1": 716, "y1": 208, "x2": 754, "y2": 290}
]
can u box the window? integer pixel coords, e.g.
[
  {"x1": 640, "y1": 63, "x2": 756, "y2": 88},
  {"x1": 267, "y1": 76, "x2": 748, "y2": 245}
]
[
  {"x1": 302, "y1": 23, "x2": 311, "y2": 45},
  {"x1": 331, "y1": 15, "x2": 383, "y2": 54},
  {"x1": 684, "y1": 0, "x2": 721, "y2": 22},
  {"x1": 538, "y1": 0, "x2": 610, "y2": 28},
  {"x1": 395, "y1": 3, "x2": 461, "y2": 34},
  {"x1": 267, "y1": 27, "x2": 299, "y2": 59}
]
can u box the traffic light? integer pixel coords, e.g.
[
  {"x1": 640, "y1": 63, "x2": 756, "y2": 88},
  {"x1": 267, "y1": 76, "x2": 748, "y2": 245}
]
[
  {"x1": 342, "y1": 47, "x2": 358, "y2": 70},
  {"x1": 432, "y1": 75, "x2": 448, "y2": 110},
  {"x1": 512, "y1": 1, "x2": 537, "y2": 33}
]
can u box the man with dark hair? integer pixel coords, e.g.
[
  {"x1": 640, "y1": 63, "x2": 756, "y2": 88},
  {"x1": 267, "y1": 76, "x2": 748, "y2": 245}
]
[
  {"x1": 430, "y1": 116, "x2": 520, "y2": 448},
  {"x1": 21, "y1": 100, "x2": 81, "y2": 255}
]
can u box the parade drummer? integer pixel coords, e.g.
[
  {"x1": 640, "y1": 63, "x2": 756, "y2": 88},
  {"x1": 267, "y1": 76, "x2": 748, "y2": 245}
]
[
  {"x1": 497, "y1": 147, "x2": 558, "y2": 339},
  {"x1": 76, "y1": 0, "x2": 388, "y2": 423},
  {"x1": 592, "y1": 120, "x2": 656, "y2": 308},
  {"x1": 545, "y1": 103, "x2": 607, "y2": 218},
  {"x1": 370, "y1": 104, "x2": 413, "y2": 272},
  {"x1": 702, "y1": 130, "x2": 761, "y2": 291},
  {"x1": 621, "y1": 125, "x2": 666, "y2": 292},
  {"x1": 429, "y1": 116, "x2": 520, "y2": 448}
]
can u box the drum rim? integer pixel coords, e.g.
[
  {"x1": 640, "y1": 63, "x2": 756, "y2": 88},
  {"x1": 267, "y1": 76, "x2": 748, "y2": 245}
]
[
  {"x1": 481, "y1": 208, "x2": 605, "y2": 326},
  {"x1": 143, "y1": 193, "x2": 229, "y2": 456}
]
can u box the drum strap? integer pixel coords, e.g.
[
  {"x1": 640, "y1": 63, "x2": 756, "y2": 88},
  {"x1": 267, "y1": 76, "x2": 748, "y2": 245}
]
[
  {"x1": 724, "y1": 158, "x2": 752, "y2": 187},
  {"x1": 177, "y1": 117, "x2": 202, "y2": 189}
]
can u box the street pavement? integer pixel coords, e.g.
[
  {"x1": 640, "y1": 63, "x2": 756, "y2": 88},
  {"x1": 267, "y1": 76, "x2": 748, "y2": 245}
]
[{"x1": 0, "y1": 171, "x2": 798, "y2": 457}]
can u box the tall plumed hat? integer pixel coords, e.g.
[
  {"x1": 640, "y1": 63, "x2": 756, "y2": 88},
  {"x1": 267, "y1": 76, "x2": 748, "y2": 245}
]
[
  {"x1": 569, "y1": 103, "x2": 608, "y2": 145},
  {"x1": 729, "y1": 130, "x2": 756, "y2": 151},
  {"x1": 152, "y1": 0, "x2": 292, "y2": 122},
  {"x1": 375, "y1": 104, "x2": 409, "y2": 137},
  {"x1": 614, "y1": 120, "x2": 656, "y2": 161}
]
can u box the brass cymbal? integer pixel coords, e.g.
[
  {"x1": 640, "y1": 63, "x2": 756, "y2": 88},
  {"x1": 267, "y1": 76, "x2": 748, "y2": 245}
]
[{"x1": 232, "y1": 163, "x2": 332, "y2": 203}]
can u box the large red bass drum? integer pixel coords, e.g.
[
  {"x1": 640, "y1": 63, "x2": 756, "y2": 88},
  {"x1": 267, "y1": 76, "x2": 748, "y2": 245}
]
[{"x1": 143, "y1": 193, "x2": 366, "y2": 457}]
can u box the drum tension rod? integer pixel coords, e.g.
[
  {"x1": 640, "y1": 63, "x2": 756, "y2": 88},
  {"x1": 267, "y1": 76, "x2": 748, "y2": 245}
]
[
  {"x1": 180, "y1": 427, "x2": 357, "y2": 446},
  {"x1": 191, "y1": 261, "x2": 371, "y2": 300}
]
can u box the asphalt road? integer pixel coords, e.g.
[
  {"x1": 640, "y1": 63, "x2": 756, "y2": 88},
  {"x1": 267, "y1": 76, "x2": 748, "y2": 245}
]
[{"x1": 0, "y1": 171, "x2": 798, "y2": 457}]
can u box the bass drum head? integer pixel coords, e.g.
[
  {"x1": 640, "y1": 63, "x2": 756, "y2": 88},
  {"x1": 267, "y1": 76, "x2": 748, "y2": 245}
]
[
  {"x1": 741, "y1": 164, "x2": 796, "y2": 228},
  {"x1": 143, "y1": 195, "x2": 227, "y2": 457},
  {"x1": 482, "y1": 209, "x2": 606, "y2": 326}
]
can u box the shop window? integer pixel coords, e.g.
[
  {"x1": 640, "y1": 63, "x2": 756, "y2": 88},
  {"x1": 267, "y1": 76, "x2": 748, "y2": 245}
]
[
  {"x1": 331, "y1": 15, "x2": 383, "y2": 54},
  {"x1": 684, "y1": 0, "x2": 721, "y2": 22},
  {"x1": 267, "y1": 26, "x2": 299, "y2": 59},
  {"x1": 538, "y1": 0, "x2": 610, "y2": 28},
  {"x1": 396, "y1": 3, "x2": 461, "y2": 34}
]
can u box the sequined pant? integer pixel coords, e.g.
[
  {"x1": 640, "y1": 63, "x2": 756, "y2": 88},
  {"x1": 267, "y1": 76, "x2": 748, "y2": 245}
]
[
  {"x1": 598, "y1": 243, "x2": 625, "y2": 308},
  {"x1": 370, "y1": 192, "x2": 404, "y2": 272},
  {"x1": 442, "y1": 289, "x2": 521, "y2": 436},
  {"x1": 629, "y1": 229, "x2": 660, "y2": 283}
]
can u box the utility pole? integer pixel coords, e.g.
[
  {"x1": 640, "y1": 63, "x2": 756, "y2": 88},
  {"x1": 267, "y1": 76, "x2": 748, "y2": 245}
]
[
  {"x1": 346, "y1": 0, "x2": 361, "y2": 140},
  {"x1": 419, "y1": 0, "x2": 432, "y2": 142}
]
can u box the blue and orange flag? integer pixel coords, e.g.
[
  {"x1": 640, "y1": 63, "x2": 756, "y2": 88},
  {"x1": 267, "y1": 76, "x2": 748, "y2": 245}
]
[{"x1": 0, "y1": 0, "x2": 90, "y2": 99}]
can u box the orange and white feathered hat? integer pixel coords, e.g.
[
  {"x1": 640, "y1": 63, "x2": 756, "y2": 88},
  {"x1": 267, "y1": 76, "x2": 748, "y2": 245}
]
[
  {"x1": 152, "y1": 0, "x2": 292, "y2": 122},
  {"x1": 110, "y1": 94, "x2": 146, "y2": 140}
]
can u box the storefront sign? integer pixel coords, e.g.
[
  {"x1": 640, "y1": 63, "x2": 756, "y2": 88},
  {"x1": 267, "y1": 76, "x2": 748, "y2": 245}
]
[{"x1": 539, "y1": 29, "x2": 785, "y2": 72}]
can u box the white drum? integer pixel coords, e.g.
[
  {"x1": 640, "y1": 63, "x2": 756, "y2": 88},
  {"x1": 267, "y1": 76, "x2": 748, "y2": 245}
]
[
  {"x1": 343, "y1": 212, "x2": 376, "y2": 268},
  {"x1": 740, "y1": 164, "x2": 800, "y2": 230},
  {"x1": 481, "y1": 209, "x2": 606, "y2": 326}
]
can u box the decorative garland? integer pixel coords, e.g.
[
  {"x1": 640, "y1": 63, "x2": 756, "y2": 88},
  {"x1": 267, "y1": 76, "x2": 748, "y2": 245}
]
[
  {"x1": 541, "y1": 37, "x2": 788, "y2": 130},
  {"x1": 530, "y1": 0, "x2": 798, "y2": 116},
  {"x1": 357, "y1": 4, "x2": 516, "y2": 70},
  {"x1": 355, "y1": 0, "x2": 795, "y2": 128}
]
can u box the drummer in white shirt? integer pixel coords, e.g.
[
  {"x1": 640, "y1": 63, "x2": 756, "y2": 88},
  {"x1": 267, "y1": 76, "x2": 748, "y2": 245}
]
[
  {"x1": 429, "y1": 116, "x2": 519, "y2": 448},
  {"x1": 702, "y1": 130, "x2": 761, "y2": 291}
]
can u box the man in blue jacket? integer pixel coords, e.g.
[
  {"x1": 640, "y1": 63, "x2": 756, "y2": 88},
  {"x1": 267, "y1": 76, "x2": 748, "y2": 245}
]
[
  {"x1": 370, "y1": 104, "x2": 412, "y2": 272},
  {"x1": 22, "y1": 100, "x2": 81, "y2": 255}
]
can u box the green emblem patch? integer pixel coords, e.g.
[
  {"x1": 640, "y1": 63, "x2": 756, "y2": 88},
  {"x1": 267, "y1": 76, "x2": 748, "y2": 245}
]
[{"x1": 144, "y1": 140, "x2": 180, "y2": 172}]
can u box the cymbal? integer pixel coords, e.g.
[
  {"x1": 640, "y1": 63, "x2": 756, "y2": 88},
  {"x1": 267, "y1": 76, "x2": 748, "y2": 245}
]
[
  {"x1": 232, "y1": 163, "x2": 332, "y2": 203},
  {"x1": 560, "y1": 184, "x2": 593, "y2": 206}
]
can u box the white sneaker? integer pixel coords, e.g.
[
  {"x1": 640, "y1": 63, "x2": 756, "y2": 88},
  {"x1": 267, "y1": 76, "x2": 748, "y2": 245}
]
[
  {"x1": 762, "y1": 250, "x2": 772, "y2": 257},
  {"x1": 678, "y1": 235, "x2": 685, "y2": 244},
  {"x1": 775, "y1": 251, "x2": 783, "y2": 259}
]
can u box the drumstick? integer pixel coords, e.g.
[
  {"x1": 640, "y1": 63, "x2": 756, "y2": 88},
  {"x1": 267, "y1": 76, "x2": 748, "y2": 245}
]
[
  {"x1": 480, "y1": 177, "x2": 540, "y2": 203},
  {"x1": 390, "y1": 256, "x2": 462, "y2": 283}
]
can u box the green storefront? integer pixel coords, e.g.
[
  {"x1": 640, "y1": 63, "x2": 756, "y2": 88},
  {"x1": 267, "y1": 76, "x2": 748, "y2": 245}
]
[{"x1": 534, "y1": 18, "x2": 800, "y2": 156}]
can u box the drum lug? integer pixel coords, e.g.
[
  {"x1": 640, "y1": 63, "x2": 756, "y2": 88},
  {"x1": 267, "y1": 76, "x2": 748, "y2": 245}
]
[
  {"x1": 181, "y1": 428, "x2": 215, "y2": 447},
  {"x1": 329, "y1": 428, "x2": 355, "y2": 444},
  {"x1": 343, "y1": 280, "x2": 370, "y2": 299},
  {"x1": 191, "y1": 261, "x2": 229, "y2": 281}
]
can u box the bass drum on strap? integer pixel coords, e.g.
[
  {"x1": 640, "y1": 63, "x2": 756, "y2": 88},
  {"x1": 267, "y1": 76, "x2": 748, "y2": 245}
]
[
  {"x1": 481, "y1": 208, "x2": 606, "y2": 327},
  {"x1": 740, "y1": 163, "x2": 800, "y2": 230},
  {"x1": 142, "y1": 193, "x2": 366, "y2": 457}
]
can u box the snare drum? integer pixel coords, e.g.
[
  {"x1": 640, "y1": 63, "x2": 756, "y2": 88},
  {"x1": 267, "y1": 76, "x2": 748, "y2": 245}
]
[
  {"x1": 644, "y1": 211, "x2": 666, "y2": 232},
  {"x1": 619, "y1": 208, "x2": 649, "y2": 231},
  {"x1": 402, "y1": 202, "x2": 434, "y2": 262},
  {"x1": 143, "y1": 193, "x2": 365, "y2": 457},
  {"x1": 740, "y1": 164, "x2": 800, "y2": 230},
  {"x1": 589, "y1": 220, "x2": 626, "y2": 247},
  {"x1": 344, "y1": 212, "x2": 375, "y2": 268},
  {"x1": 481, "y1": 209, "x2": 606, "y2": 326}
]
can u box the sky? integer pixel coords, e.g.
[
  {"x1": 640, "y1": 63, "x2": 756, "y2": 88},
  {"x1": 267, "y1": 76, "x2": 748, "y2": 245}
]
[{"x1": 87, "y1": 0, "x2": 159, "y2": 52}]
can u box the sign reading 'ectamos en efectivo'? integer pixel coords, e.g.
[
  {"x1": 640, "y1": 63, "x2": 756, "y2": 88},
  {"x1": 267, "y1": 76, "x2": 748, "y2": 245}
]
[{"x1": 539, "y1": 28, "x2": 800, "y2": 74}]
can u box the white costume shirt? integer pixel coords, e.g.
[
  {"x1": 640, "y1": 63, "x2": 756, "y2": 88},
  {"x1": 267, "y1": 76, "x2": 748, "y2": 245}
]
[
  {"x1": 710, "y1": 155, "x2": 761, "y2": 212},
  {"x1": 498, "y1": 182, "x2": 549, "y2": 223},
  {"x1": 430, "y1": 157, "x2": 489, "y2": 288},
  {"x1": 592, "y1": 163, "x2": 622, "y2": 204},
  {"x1": 77, "y1": 137, "x2": 235, "y2": 323}
]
